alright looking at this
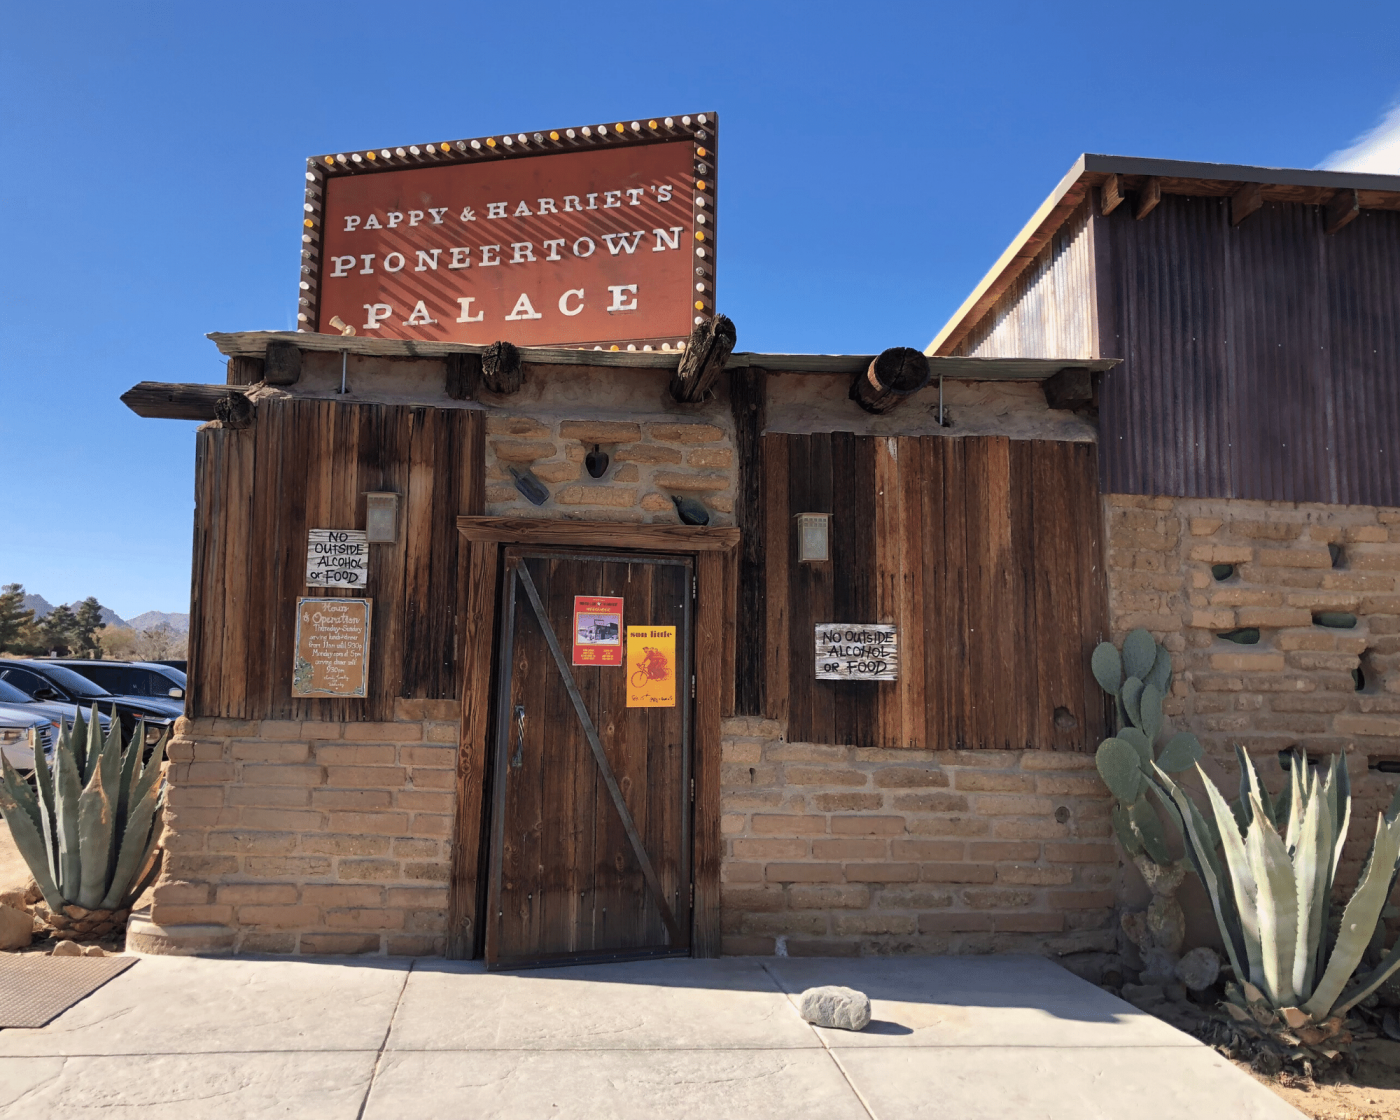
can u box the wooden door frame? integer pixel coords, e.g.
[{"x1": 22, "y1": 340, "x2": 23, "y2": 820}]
[{"x1": 446, "y1": 516, "x2": 739, "y2": 960}]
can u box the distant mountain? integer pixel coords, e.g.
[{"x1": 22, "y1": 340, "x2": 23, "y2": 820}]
[
  {"x1": 21, "y1": 594, "x2": 53, "y2": 619},
  {"x1": 127, "y1": 611, "x2": 189, "y2": 635},
  {"x1": 15, "y1": 592, "x2": 184, "y2": 632},
  {"x1": 91, "y1": 605, "x2": 127, "y2": 628}
]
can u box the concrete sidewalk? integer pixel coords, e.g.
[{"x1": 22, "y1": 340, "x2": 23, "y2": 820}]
[{"x1": 0, "y1": 954, "x2": 1301, "y2": 1119}]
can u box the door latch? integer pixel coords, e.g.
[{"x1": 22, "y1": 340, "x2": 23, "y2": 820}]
[{"x1": 510, "y1": 705, "x2": 526, "y2": 769}]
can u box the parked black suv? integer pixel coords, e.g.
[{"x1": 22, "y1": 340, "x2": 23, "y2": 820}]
[
  {"x1": 49, "y1": 659, "x2": 186, "y2": 702},
  {"x1": 0, "y1": 661, "x2": 178, "y2": 746}
]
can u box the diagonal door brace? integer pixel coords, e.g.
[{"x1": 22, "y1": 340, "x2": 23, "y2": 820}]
[{"x1": 513, "y1": 561, "x2": 683, "y2": 946}]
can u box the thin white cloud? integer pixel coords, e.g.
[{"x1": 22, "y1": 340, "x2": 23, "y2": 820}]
[{"x1": 1319, "y1": 101, "x2": 1400, "y2": 173}]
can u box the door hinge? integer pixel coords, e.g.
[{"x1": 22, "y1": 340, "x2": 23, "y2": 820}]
[
  {"x1": 690, "y1": 883, "x2": 694, "y2": 906},
  {"x1": 692, "y1": 575, "x2": 697, "y2": 601},
  {"x1": 691, "y1": 675, "x2": 696, "y2": 699},
  {"x1": 690, "y1": 777, "x2": 695, "y2": 803}
]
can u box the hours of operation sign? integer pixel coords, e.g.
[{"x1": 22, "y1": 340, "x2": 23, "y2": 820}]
[
  {"x1": 815, "y1": 624, "x2": 899, "y2": 681},
  {"x1": 293, "y1": 598, "x2": 372, "y2": 698}
]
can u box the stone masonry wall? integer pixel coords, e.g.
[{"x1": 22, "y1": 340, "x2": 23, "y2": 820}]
[
  {"x1": 1103, "y1": 494, "x2": 1400, "y2": 888},
  {"x1": 150, "y1": 701, "x2": 458, "y2": 955},
  {"x1": 718, "y1": 718, "x2": 1117, "y2": 960},
  {"x1": 484, "y1": 415, "x2": 736, "y2": 524}
]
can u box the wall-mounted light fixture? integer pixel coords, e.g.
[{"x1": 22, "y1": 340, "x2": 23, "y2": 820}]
[
  {"x1": 364, "y1": 492, "x2": 400, "y2": 543},
  {"x1": 795, "y1": 513, "x2": 831, "y2": 563}
]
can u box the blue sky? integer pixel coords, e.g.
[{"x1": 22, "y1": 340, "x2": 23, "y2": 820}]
[{"x1": 2, "y1": 1, "x2": 1398, "y2": 618}]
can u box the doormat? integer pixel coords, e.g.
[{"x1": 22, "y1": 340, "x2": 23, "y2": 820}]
[{"x1": 0, "y1": 955, "x2": 137, "y2": 1028}]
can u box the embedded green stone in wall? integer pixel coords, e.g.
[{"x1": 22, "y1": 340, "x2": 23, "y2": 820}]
[{"x1": 1219, "y1": 628, "x2": 1261, "y2": 645}]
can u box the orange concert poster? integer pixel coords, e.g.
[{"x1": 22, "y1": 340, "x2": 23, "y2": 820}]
[{"x1": 626, "y1": 625, "x2": 676, "y2": 708}]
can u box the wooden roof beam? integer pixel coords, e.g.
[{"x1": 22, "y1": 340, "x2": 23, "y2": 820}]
[
  {"x1": 121, "y1": 383, "x2": 253, "y2": 426},
  {"x1": 1101, "y1": 174, "x2": 1125, "y2": 216},
  {"x1": 1231, "y1": 182, "x2": 1264, "y2": 226},
  {"x1": 1135, "y1": 177, "x2": 1161, "y2": 220},
  {"x1": 1325, "y1": 188, "x2": 1361, "y2": 234}
]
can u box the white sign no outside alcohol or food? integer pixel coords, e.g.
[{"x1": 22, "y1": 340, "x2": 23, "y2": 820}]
[
  {"x1": 815, "y1": 624, "x2": 899, "y2": 681},
  {"x1": 306, "y1": 529, "x2": 369, "y2": 587}
]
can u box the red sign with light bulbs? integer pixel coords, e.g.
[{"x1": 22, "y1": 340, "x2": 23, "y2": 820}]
[{"x1": 301, "y1": 115, "x2": 717, "y2": 352}]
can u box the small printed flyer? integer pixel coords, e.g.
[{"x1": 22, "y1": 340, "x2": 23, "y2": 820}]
[
  {"x1": 626, "y1": 625, "x2": 677, "y2": 708},
  {"x1": 572, "y1": 596, "x2": 624, "y2": 666}
]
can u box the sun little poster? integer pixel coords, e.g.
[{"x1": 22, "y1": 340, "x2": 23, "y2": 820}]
[
  {"x1": 626, "y1": 625, "x2": 676, "y2": 708},
  {"x1": 573, "y1": 596, "x2": 623, "y2": 666}
]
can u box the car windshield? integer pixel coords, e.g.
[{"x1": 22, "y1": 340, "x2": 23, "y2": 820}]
[
  {"x1": 29, "y1": 664, "x2": 113, "y2": 699},
  {"x1": 0, "y1": 679, "x2": 33, "y2": 703}
]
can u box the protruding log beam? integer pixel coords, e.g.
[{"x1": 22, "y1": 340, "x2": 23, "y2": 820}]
[
  {"x1": 670, "y1": 314, "x2": 736, "y2": 403},
  {"x1": 445, "y1": 351, "x2": 481, "y2": 400},
  {"x1": 1231, "y1": 182, "x2": 1263, "y2": 227},
  {"x1": 264, "y1": 340, "x2": 302, "y2": 385},
  {"x1": 214, "y1": 393, "x2": 255, "y2": 429},
  {"x1": 1135, "y1": 177, "x2": 1161, "y2": 221},
  {"x1": 226, "y1": 355, "x2": 264, "y2": 386},
  {"x1": 1325, "y1": 188, "x2": 1361, "y2": 235},
  {"x1": 850, "y1": 347, "x2": 931, "y2": 414},
  {"x1": 481, "y1": 341, "x2": 522, "y2": 394},
  {"x1": 1100, "y1": 174, "x2": 1125, "y2": 216},
  {"x1": 121, "y1": 382, "x2": 251, "y2": 422},
  {"x1": 1041, "y1": 367, "x2": 1094, "y2": 411}
]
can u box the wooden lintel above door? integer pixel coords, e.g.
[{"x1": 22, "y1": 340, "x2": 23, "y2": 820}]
[{"x1": 457, "y1": 516, "x2": 739, "y2": 553}]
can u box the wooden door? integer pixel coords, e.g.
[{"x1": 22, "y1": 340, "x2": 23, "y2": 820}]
[{"x1": 484, "y1": 548, "x2": 693, "y2": 968}]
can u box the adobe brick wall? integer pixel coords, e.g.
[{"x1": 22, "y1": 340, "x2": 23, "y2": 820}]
[
  {"x1": 718, "y1": 718, "x2": 1118, "y2": 959},
  {"x1": 1103, "y1": 494, "x2": 1400, "y2": 889},
  {"x1": 150, "y1": 700, "x2": 458, "y2": 955},
  {"x1": 484, "y1": 415, "x2": 736, "y2": 523}
]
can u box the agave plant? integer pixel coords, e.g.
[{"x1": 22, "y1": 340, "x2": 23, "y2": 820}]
[
  {"x1": 0, "y1": 706, "x2": 166, "y2": 916},
  {"x1": 1103, "y1": 728, "x2": 1400, "y2": 1046}
]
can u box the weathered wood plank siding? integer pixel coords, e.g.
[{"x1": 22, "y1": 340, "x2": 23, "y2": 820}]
[
  {"x1": 187, "y1": 398, "x2": 485, "y2": 721},
  {"x1": 761, "y1": 433, "x2": 1110, "y2": 750}
]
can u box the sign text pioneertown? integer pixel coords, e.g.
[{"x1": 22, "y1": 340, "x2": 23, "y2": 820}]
[{"x1": 302, "y1": 115, "x2": 717, "y2": 350}]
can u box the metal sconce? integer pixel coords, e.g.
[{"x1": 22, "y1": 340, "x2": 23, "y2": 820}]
[
  {"x1": 364, "y1": 492, "x2": 400, "y2": 543},
  {"x1": 796, "y1": 513, "x2": 831, "y2": 562}
]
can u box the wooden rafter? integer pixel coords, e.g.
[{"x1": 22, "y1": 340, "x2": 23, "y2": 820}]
[
  {"x1": 1135, "y1": 177, "x2": 1161, "y2": 220},
  {"x1": 1231, "y1": 182, "x2": 1264, "y2": 226},
  {"x1": 1101, "y1": 174, "x2": 1125, "y2": 216},
  {"x1": 1325, "y1": 188, "x2": 1361, "y2": 235}
]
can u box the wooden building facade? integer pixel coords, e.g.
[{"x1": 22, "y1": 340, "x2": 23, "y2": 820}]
[{"x1": 125, "y1": 155, "x2": 1400, "y2": 967}]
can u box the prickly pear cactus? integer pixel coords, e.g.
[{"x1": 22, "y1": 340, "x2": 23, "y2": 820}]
[
  {"x1": 1092, "y1": 628, "x2": 1201, "y2": 864},
  {"x1": 1092, "y1": 629, "x2": 1198, "y2": 984}
]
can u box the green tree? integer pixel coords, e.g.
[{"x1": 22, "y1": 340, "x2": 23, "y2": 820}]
[
  {"x1": 0, "y1": 584, "x2": 43, "y2": 655},
  {"x1": 39, "y1": 604, "x2": 78, "y2": 657},
  {"x1": 72, "y1": 598, "x2": 105, "y2": 659},
  {"x1": 0, "y1": 584, "x2": 33, "y2": 653}
]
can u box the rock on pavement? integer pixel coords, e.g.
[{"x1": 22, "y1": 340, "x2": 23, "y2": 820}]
[{"x1": 798, "y1": 985, "x2": 871, "y2": 1031}]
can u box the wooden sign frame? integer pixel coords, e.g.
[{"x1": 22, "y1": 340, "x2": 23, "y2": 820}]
[
  {"x1": 293, "y1": 597, "x2": 373, "y2": 698},
  {"x1": 298, "y1": 113, "x2": 717, "y2": 352},
  {"x1": 814, "y1": 624, "x2": 899, "y2": 682}
]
